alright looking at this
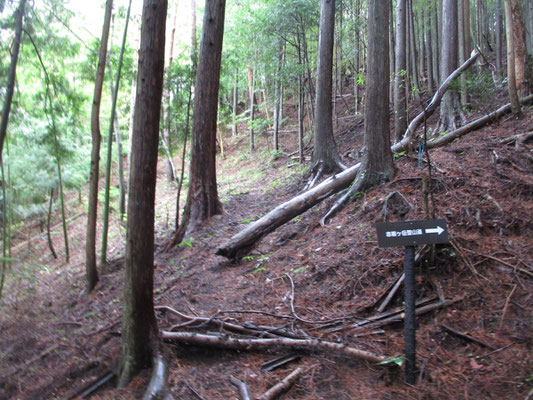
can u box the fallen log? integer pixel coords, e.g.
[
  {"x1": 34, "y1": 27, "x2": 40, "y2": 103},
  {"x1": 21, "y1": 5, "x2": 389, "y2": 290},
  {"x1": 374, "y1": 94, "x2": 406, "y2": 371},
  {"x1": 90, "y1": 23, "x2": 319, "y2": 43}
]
[
  {"x1": 215, "y1": 163, "x2": 361, "y2": 259},
  {"x1": 426, "y1": 94, "x2": 533, "y2": 149},
  {"x1": 230, "y1": 376, "x2": 252, "y2": 400},
  {"x1": 161, "y1": 330, "x2": 388, "y2": 363}
]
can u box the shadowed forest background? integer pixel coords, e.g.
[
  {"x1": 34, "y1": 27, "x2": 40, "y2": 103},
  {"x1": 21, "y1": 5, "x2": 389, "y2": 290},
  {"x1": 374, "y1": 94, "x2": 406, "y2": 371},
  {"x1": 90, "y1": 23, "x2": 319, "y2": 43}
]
[{"x1": 0, "y1": 0, "x2": 532, "y2": 398}]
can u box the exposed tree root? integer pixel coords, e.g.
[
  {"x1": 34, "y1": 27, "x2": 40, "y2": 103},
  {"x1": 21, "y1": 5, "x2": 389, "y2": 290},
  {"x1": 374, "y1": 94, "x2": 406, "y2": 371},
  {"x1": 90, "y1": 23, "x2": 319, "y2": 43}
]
[
  {"x1": 161, "y1": 331, "x2": 389, "y2": 364},
  {"x1": 142, "y1": 352, "x2": 173, "y2": 400}
]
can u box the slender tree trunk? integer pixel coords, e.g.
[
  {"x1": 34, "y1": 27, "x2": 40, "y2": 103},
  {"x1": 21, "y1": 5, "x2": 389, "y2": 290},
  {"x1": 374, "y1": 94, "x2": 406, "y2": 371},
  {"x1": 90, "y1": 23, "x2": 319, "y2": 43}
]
[
  {"x1": 394, "y1": 0, "x2": 407, "y2": 142},
  {"x1": 426, "y1": 6, "x2": 434, "y2": 94},
  {"x1": 389, "y1": 0, "x2": 395, "y2": 106},
  {"x1": 101, "y1": 0, "x2": 132, "y2": 266},
  {"x1": 463, "y1": 0, "x2": 471, "y2": 56},
  {"x1": 407, "y1": 0, "x2": 420, "y2": 97},
  {"x1": 458, "y1": 0, "x2": 467, "y2": 108},
  {"x1": 0, "y1": 0, "x2": 26, "y2": 164},
  {"x1": 311, "y1": 0, "x2": 344, "y2": 173},
  {"x1": 85, "y1": 0, "x2": 113, "y2": 292},
  {"x1": 248, "y1": 64, "x2": 255, "y2": 153},
  {"x1": 354, "y1": 0, "x2": 360, "y2": 114},
  {"x1": 496, "y1": 0, "x2": 503, "y2": 77},
  {"x1": 232, "y1": 68, "x2": 238, "y2": 137},
  {"x1": 117, "y1": 0, "x2": 167, "y2": 387},
  {"x1": 432, "y1": 0, "x2": 440, "y2": 85},
  {"x1": 273, "y1": 40, "x2": 283, "y2": 151},
  {"x1": 526, "y1": 0, "x2": 533, "y2": 56},
  {"x1": 504, "y1": 0, "x2": 522, "y2": 117},
  {"x1": 163, "y1": 1, "x2": 179, "y2": 182}
]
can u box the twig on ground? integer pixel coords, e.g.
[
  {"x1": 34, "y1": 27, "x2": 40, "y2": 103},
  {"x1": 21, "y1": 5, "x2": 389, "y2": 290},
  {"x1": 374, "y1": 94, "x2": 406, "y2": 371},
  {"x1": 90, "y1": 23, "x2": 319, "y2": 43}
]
[
  {"x1": 183, "y1": 379, "x2": 206, "y2": 400},
  {"x1": 1, "y1": 343, "x2": 59, "y2": 380},
  {"x1": 441, "y1": 324, "x2": 495, "y2": 349},
  {"x1": 476, "y1": 342, "x2": 515, "y2": 359},
  {"x1": 450, "y1": 239, "x2": 485, "y2": 282},
  {"x1": 229, "y1": 376, "x2": 252, "y2": 400},
  {"x1": 500, "y1": 284, "x2": 517, "y2": 328},
  {"x1": 462, "y1": 249, "x2": 533, "y2": 278},
  {"x1": 257, "y1": 367, "x2": 304, "y2": 400}
]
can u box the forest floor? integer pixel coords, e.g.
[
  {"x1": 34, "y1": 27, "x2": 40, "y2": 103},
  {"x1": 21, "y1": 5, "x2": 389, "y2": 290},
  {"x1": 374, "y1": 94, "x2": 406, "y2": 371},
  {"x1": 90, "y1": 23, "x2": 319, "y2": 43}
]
[{"x1": 1, "y1": 82, "x2": 532, "y2": 399}]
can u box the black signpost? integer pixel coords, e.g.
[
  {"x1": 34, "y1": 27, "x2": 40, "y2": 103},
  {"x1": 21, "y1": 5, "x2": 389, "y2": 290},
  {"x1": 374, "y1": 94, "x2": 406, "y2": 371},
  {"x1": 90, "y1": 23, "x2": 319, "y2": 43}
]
[{"x1": 375, "y1": 219, "x2": 449, "y2": 385}]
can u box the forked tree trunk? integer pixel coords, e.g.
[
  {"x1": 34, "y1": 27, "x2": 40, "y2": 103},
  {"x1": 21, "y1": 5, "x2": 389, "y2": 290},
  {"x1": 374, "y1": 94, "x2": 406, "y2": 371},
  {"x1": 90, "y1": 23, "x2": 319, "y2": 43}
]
[
  {"x1": 85, "y1": 0, "x2": 113, "y2": 292},
  {"x1": 117, "y1": 0, "x2": 167, "y2": 388}
]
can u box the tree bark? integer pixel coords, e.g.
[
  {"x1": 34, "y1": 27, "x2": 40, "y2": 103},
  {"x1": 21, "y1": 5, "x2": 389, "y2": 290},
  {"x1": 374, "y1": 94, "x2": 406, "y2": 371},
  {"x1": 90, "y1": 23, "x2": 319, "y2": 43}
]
[
  {"x1": 85, "y1": 0, "x2": 113, "y2": 292},
  {"x1": 439, "y1": 0, "x2": 459, "y2": 131},
  {"x1": 248, "y1": 64, "x2": 255, "y2": 153},
  {"x1": 496, "y1": 0, "x2": 503, "y2": 77},
  {"x1": 504, "y1": 0, "x2": 522, "y2": 117},
  {"x1": 394, "y1": 0, "x2": 407, "y2": 142},
  {"x1": 232, "y1": 68, "x2": 238, "y2": 137},
  {"x1": 117, "y1": 0, "x2": 167, "y2": 387},
  {"x1": 508, "y1": 0, "x2": 531, "y2": 96},
  {"x1": 173, "y1": 0, "x2": 225, "y2": 245},
  {"x1": 0, "y1": 0, "x2": 26, "y2": 163},
  {"x1": 311, "y1": 0, "x2": 344, "y2": 173}
]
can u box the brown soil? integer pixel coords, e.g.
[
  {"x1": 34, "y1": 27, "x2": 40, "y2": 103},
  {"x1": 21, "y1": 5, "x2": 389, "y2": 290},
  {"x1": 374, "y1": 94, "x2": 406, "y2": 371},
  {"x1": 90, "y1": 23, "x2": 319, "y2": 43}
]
[{"x1": 1, "y1": 84, "x2": 532, "y2": 399}]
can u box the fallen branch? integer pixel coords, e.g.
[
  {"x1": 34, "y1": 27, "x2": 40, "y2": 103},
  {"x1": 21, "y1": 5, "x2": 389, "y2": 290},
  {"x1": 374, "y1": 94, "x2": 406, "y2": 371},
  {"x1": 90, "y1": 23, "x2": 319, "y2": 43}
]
[
  {"x1": 230, "y1": 376, "x2": 252, "y2": 400},
  {"x1": 161, "y1": 331, "x2": 389, "y2": 364},
  {"x1": 257, "y1": 367, "x2": 304, "y2": 400},
  {"x1": 351, "y1": 297, "x2": 463, "y2": 332},
  {"x1": 392, "y1": 51, "x2": 480, "y2": 152},
  {"x1": 377, "y1": 273, "x2": 405, "y2": 313},
  {"x1": 216, "y1": 163, "x2": 361, "y2": 259},
  {"x1": 156, "y1": 305, "x2": 299, "y2": 339},
  {"x1": 441, "y1": 324, "x2": 495, "y2": 349}
]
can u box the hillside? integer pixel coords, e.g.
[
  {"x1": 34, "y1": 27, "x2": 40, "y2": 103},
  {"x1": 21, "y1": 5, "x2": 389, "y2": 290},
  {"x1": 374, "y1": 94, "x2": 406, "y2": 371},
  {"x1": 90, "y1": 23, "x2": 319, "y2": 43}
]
[{"x1": 1, "y1": 86, "x2": 532, "y2": 399}]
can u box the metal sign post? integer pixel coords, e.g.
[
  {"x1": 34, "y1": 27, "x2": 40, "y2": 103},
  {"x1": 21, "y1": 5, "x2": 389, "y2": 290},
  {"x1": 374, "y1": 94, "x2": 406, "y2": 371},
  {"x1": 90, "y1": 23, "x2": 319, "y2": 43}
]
[{"x1": 375, "y1": 219, "x2": 449, "y2": 385}]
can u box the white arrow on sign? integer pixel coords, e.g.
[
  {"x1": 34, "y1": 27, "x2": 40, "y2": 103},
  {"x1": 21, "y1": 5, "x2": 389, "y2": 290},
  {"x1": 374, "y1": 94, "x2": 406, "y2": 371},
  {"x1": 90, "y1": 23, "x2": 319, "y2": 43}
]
[{"x1": 425, "y1": 226, "x2": 444, "y2": 235}]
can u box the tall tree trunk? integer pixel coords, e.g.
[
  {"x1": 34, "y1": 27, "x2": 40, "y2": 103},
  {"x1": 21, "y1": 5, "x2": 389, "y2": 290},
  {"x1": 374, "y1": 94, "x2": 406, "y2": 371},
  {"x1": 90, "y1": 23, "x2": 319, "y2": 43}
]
[
  {"x1": 354, "y1": 0, "x2": 361, "y2": 114},
  {"x1": 357, "y1": 0, "x2": 394, "y2": 186},
  {"x1": 311, "y1": 0, "x2": 344, "y2": 174},
  {"x1": 394, "y1": 0, "x2": 407, "y2": 142},
  {"x1": 248, "y1": 64, "x2": 255, "y2": 153},
  {"x1": 232, "y1": 68, "x2": 238, "y2": 137},
  {"x1": 508, "y1": 0, "x2": 531, "y2": 96},
  {"x1": 173, "y1": 0, "x2": 225, "y2": 245},
  {"x1": 496, "y1": 0, "x2": 503, "y2": 77},
  {"x1": 458, "y1": 0, "x2": 467, "y2": 108},
  {"x1": 101, "y1": 0, "x2": 132, "y2": 266},
  {"x1": 0, "y1": 0, "x2": 26, "y2": 164},
  {"x1": 407, "y1": 0, "x2": 420, "y2": 97},
  {"x1": 504, "y1": 0, "x2": 522, "y2": 117},
  {"x1": 163, "y1": 1, "x2": 179, "y2": 182},
  {"x1": 389, "y1": 0, "x2": 395, "y2": 106},
  {"x1": 526, "y1": 0, "x2": 533, "y2": 56},
  {"x1": 426, "y1": 6, "x2": 434, "y2": 94},
  {"x1": 273, "y1": 40, "x2": 284, "y2": 151},
  {"x1": 463, "y1": 0, "x2": 472, "y2": 56},
  {"x1": 432, "y1": 0, "x2": 440, "y2": 85},
  {"x1": 117, "y1": 0, "x2": 167, "y2": 387},
  {"x1": 439, "y1": 0, "x2": 459, "y2": 131},
  {"x1": 85, "y1": 0, "x2": 113, "y2": 293}
]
